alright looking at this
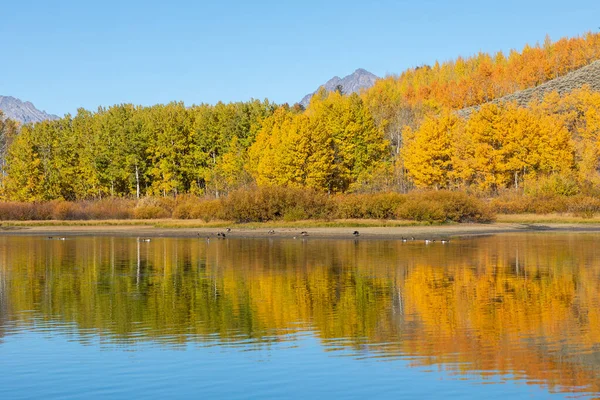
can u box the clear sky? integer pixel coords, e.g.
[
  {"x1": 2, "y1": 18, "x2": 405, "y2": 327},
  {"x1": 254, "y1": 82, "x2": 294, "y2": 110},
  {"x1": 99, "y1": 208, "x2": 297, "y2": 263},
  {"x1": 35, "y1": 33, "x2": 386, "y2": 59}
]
[{"x1": 1, "y1": 0, "x2": 598, "y2": 116}]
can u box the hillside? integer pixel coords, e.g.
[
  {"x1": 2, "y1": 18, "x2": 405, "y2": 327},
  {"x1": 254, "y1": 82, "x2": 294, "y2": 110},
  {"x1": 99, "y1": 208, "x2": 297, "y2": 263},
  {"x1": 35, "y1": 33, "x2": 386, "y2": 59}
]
[
  {"x1": 0, "y1": 96, "x2": 59, "y2": 124},
  {"x1": 300, "y1": 68, "x2": 378, "y2": 107},
  {"x1": 458, "y1": 59, "x2": 600, "y2": 117}
]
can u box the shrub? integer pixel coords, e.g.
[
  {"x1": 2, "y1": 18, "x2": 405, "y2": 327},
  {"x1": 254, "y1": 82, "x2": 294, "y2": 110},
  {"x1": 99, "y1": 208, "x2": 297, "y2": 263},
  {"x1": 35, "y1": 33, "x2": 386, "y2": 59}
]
[
  {"x1": 396, "y1": 191, "x2": 495, "y2": 223},
  {"x1": 283, "y1": 207, "x2": 308, "y2": 222},
  {"x1": 334, "y1": 194, "x2": 366, "y2": 219},
  {"x1": 568, "y1": 195, "x2": 600, "y2": 218},
  {"x1": 222, "y1": 186, "x2": 333, "y2": 222},
  {"x1": 51, "y1": 201, "x2": 78, "y2": 220},
  {"x1": 86, "y1": 198, "x2": 133, "y2": 219},
  {"x1": 190, "y1": 200, "x2": 225, "y2": 222},
  {"x1": 133, "y1": 205, "x2": 170, "y2": 219},
  {"x1": 396, "y1": 198, "x2": 446, "y2": 223},
  {"x1": 334, "y1": 193, "x2": 406, "y2": 219},
  {"x1": 172, "y1": 203, "x2": 194, "y2": 219},
  {"x1": 134, "y1": 197, "x2": 172, "y2": 219},
  {"x1": 0, "y1": 202, "x2": 53, "y2": 220},
  {"x1": 490, "y1": 193, "x2": 569, "y2": 214},
  {"x1": 361, "y1": 193, "x2": 406, "y2": 219},
  {"x1": 524, "y1": 173, "x2": 580, "y2": 197}
]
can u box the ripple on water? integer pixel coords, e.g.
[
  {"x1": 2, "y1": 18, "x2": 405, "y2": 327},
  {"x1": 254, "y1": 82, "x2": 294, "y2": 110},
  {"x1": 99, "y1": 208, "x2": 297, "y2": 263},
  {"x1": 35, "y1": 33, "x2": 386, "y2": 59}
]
[{"x1": 1, "y1": 234, "x2": 600, "y2": 398}]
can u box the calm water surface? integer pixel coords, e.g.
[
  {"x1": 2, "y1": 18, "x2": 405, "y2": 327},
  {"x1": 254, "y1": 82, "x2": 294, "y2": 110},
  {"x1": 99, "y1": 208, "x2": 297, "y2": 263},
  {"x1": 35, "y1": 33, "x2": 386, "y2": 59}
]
[{"x1": 1, "y1": 234, "x2": 599, "y2": 399}]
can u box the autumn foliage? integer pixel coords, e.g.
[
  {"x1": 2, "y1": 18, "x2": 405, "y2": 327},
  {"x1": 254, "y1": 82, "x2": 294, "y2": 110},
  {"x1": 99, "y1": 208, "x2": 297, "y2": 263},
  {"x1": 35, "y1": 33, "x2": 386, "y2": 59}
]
[{"x1": 1, "y1": 33, "x2": 600, "y2": 213}]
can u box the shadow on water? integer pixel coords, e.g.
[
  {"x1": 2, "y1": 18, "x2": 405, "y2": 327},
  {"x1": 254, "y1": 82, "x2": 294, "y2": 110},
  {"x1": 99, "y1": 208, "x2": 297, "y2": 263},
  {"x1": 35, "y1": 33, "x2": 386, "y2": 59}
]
[{"x1": 1, "y1": 233, "x2": 600, "y2": 396}]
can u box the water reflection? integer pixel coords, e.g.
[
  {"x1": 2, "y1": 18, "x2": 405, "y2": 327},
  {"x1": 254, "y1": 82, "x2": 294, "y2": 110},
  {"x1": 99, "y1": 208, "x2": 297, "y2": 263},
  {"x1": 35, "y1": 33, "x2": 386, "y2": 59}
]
[{"x1": 1, "y1": 234, "x2": 600, "y2": 397}]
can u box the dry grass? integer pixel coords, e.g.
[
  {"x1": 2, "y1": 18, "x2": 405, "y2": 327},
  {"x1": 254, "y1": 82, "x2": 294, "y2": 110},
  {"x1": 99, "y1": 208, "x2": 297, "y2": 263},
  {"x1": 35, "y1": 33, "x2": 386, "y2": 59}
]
[{"x1": 496, "y1": 214, "x2": 600, "y2": 224}]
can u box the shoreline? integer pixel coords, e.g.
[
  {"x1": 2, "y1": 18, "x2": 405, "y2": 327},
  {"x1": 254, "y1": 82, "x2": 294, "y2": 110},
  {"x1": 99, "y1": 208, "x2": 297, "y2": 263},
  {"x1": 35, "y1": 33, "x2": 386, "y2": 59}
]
[{"x1": 3, "y1": 222, "x2": 600, "y2": 239}]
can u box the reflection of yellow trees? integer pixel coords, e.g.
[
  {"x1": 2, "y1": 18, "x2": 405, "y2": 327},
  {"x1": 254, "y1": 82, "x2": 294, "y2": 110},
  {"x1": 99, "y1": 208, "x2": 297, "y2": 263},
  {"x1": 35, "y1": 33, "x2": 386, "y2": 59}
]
[{"x1": 1, "y1": 235, "x2": 600, "y2": 395}]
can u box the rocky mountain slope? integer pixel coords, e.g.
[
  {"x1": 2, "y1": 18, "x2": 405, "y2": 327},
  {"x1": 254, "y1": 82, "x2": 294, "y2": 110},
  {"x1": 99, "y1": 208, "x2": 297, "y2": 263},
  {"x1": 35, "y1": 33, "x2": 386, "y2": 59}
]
[
  {"x1": 300, "y1": 68, "x2": 378, "y2": 107},
  {"x1": 459, "y1": 60, "x2": 600, "y2": 117},
  {"x1": 0, "y1": 96, "x2": 59, "y2": 124}
]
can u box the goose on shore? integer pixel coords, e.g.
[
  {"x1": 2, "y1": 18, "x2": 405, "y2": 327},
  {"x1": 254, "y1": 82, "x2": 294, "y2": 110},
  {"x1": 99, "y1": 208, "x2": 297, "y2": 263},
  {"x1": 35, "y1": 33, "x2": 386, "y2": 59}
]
[
  {"x1": 301, "y1": 231, "x2": 309, "y2": 236},
  {"x1": 424, "y1": 239, "x2": 435, "y2": 244},
  {"x1": 440, "y1": 239, "x2": 450, "y2": 244},
  {"x1": 353, "y1": 231, "x2": 360, "y2": 237},
  {"x1": 268, "y1": 230, "x2": 275, "y2": 235}
]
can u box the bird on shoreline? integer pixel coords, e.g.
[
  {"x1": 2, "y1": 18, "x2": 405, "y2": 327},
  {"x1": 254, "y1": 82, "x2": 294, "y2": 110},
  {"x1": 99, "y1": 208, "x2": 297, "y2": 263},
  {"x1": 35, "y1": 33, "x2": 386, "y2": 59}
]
[
  {"x1": 217, "y1": 232, "x2": 226, "y2": 238},
  {"x1": 401, "y1": 237, "x2": 407, "y2": 242},
  {"x1": 301, "y1": 231, "x2": 308, "y2": 236},
  {"x1": 353, "y1": 231, "x2": 360, "y2": 237},
  {"x1": 425, "y1": 239, "x2": 435, "y2": 244},
  {"x1": 268, "y1": 230, "x2": 275, "y2": 235},
  {"x1": 440, "y1": 239, "x2": 450, "y2": 244},
  {"x1": 226, "y1": 228, "x2": 231, "y2": 233}
]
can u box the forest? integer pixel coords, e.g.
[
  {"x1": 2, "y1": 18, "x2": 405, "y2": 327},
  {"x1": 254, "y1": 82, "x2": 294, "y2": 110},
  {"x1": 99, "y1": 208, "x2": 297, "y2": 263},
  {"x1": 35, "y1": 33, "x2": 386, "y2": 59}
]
[{"x1": 1, "y1": 32, "x2": 600, "y2": 221}]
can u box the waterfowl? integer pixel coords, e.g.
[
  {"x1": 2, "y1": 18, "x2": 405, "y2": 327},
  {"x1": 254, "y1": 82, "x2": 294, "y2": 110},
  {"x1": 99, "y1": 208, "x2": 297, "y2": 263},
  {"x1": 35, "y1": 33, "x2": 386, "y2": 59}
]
[
  {"x1": 226, "y1": 228, "x2": 232, "y2": 233},
  {"x1": 440, "y1": 239, "x2": 450, "y2": 244},
  {"x1": 268, "y1": 230, "x2": 275, "y2": 235},
  {"x1": 424, "y1": 239, "x2": 435, "y2": 244},
  {"x1": 353, "y1": 231, "x2": 360, "y2": 237},
  {"x1": 217, "y1": 232, "x2": 226, "y2": 238},
  {"x1": 401, "y1": 237, "x2": 407, "y2": 242},
  {"x1": 300, "y1": 231, "x2": 308, "y2": 236}
]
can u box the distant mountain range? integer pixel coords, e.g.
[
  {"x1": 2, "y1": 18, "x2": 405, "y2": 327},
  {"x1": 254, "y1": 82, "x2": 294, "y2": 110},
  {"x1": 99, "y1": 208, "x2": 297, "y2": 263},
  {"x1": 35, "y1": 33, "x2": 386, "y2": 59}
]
[
  {"x1": 299, "y1": 68, "x2": 378, "y2": 107},
  {"x1": 0, "y1": 96, "x2": 59, "y2": 124}
]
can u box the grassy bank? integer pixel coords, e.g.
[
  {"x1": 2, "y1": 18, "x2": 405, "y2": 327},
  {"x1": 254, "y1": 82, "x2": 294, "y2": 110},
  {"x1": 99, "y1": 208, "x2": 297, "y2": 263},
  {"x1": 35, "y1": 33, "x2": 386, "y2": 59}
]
[{"x1": 4, "y1": 214, "x2": 600, "y2": 231}]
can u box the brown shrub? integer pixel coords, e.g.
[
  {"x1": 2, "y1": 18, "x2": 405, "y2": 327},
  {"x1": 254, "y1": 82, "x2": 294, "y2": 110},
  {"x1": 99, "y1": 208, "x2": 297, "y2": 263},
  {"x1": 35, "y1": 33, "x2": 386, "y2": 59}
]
[
  {"x1": 172, "y1": 203, "x2": 194, "y2": 219},
  {"x1": 396, "y1": 198, "x2": 446, "y2": 223},
  {"x1": 490, "y1": 193, "x2": 569, "y2": 214},
  {"x1": 85, "y1": 198, "x2": 134, "y2": 219},
  {"x1": 334, "y1": 195, "x2": 367, "y2": 219},
  {"x1": 222, "y1": 186, "x2": 333, "y2": 223},
  {"x1": 0, "y1": 202, "x2": 53, "y2": 220},
  {"x1": 190, "y1": 200, "x2": 225, "y2": 222},
  {"x1": 134, "y1": 197, "x2": 172, "y2": 219},
  {"x1": 396, "y1": 191, "x2": 495, "y2": 223},
  {"x1": 568, "y1": 195, "x2": 600, "y2": 218},
  {"x1": 51, "y1": 201, "x2": 78, "y2": 220},
  {"x1": 334, "y1": 193, "x2": 406, "y2": 219},
  {"x1": 133, "y1": 205, "x2": 170, "y2": 219}
]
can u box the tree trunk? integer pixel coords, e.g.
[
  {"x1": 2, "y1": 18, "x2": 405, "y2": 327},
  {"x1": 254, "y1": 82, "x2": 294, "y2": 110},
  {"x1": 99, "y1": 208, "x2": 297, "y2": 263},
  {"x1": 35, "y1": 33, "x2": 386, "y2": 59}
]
[{"x1": 135, "y1": 164, "x2": 140, "y2": 199}]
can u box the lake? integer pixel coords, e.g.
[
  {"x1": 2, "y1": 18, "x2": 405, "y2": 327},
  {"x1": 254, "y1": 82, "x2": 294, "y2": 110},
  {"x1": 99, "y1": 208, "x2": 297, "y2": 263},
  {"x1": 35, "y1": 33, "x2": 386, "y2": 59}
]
[{"x1": 0, "y1": 234, "x2": 599, "y2": 399}]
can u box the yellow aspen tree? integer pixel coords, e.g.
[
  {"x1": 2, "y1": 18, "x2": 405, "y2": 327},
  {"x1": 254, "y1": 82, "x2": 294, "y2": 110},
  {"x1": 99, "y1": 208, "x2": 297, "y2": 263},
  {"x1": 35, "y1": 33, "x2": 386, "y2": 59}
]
[{"x1": 402, "y1": 110, "x2": 457, "y2": 189}]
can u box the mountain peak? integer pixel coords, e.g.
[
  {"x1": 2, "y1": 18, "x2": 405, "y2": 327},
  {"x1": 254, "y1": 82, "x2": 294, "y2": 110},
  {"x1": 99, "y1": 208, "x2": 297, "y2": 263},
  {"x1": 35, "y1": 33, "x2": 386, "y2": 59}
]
[
  {"x1": 0, "y1": 95, "x2": 59, "y2": 124},
  {"x1": 299, "y1": 68, "x2": 379, "y2": 107}
]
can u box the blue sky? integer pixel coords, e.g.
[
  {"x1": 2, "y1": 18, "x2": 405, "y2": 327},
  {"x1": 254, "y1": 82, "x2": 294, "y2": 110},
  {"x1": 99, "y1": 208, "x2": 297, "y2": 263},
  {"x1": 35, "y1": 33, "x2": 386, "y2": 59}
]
[{"x1": 1, "y1": 0, "x2": 598, "y2": 116}]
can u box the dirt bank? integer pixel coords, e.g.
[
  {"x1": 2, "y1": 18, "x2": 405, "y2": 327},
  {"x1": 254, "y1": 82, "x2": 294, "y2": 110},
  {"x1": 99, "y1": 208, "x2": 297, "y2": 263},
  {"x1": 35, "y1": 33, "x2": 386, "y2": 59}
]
[{"x1": 3, "y1": 222, "x2": 600, "y2": 240}]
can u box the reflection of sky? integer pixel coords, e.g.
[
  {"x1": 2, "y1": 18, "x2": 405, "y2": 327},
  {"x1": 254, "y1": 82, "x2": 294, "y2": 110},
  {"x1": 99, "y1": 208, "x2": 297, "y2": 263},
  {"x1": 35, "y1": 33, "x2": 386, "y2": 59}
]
[{"x1": 0, "y1": 331, "x2": 574, "y2": 399}]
